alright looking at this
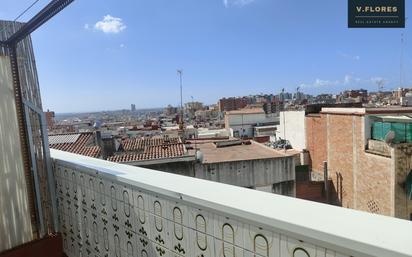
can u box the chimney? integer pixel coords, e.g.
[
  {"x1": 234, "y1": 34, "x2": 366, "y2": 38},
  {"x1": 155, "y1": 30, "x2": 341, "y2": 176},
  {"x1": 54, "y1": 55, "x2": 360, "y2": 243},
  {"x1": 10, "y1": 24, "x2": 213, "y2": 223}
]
[
  {"x1": 101, "y1": 136, "x2": 115, "y2": 159},
  {"x1": 95, "y1": 130, "x2": 116, "y2": 160},
  {"x1": 95, "y1": 130, "x2": 104, "y2": 158}
]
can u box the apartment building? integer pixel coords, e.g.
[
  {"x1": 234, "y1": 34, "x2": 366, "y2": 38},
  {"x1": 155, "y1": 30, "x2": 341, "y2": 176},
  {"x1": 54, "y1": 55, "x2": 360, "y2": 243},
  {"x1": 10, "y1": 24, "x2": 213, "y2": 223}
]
[
  {"x1": 218, "y1": 97, "x2": 248, "y2": 112},
  {"x1": 306, "y1": 107, "x2": 412, "y2": 220}
]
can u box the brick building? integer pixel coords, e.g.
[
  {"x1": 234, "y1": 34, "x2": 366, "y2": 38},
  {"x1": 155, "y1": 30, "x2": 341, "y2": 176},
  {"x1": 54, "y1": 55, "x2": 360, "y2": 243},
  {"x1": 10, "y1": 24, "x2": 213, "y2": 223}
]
[
  {"x1": 338, "y1": 89, "x2": 368, "y2": 103},
  {"x1": 45, "y1": 109, "x2": 55, "y2": 129},
  {"x1": 218, "y1": 97, "x2": 248, "y2": 112},
  {"x1": 306, "y1": 107, "x2": 412, "y2": 220}
]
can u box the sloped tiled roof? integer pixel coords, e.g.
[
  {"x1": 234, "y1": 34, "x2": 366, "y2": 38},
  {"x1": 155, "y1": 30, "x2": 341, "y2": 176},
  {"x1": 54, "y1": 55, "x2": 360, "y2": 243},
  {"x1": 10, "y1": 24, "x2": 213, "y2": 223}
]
[
  {"x1": 122, "y1": 136, "x2": 180, "y2": 151},
  {"x1": 49, "y1": 132, "x2": 101, "y2": 158},
  {"x1": 108, "y1": 137, "x2": 185, "y2": 163},
  {"x1": 49, "y1": 133, "x2": 80, "y2": 144}
]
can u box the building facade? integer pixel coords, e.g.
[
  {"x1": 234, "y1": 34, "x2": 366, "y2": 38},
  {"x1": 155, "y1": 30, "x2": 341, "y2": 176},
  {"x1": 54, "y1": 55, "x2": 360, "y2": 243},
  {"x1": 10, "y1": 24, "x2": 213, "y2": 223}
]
[
  {"x1": 306, "y1": 107, "x2": 412, "y2": 220},
  {"x1": 218, "y1": 97, "x2": 248, "y2": 112},
  {"x1": 224, "y1": 108, "x2": 273, "y2": 138},
  {"x1": 193, "y1": 139, "x2": 296, "y2": 196},
  {"x1": 277, "y1": 110, "x2": 307, "y2": 151}
]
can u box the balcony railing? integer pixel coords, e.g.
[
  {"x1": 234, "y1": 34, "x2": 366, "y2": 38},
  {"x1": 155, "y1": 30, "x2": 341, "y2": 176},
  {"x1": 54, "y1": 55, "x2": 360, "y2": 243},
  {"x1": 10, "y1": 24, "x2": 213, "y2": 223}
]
[{"x1": 51, "y1": 149, "x2": 412, "y2": 257}]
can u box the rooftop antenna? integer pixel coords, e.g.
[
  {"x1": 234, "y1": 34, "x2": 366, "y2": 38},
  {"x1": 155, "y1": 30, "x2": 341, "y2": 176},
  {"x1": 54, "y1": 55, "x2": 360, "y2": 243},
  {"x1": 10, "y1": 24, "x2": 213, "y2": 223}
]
[
  {"x1": 177, "y1": 69, "x2": 184, "y2": 130},
  {"x1": 191, "y1": 95, "x2": 198, "y2": 157},
  {"x1": 281, "y1": 89, "x2": 286, "y2": 153},
  {"x1": 400, "y1": 32, "x2": 405, "y2": 88}
]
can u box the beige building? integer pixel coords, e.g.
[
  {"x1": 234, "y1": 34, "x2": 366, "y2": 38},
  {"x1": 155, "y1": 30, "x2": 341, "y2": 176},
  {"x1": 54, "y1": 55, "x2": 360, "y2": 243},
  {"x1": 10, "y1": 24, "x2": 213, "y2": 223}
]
[
  {"x1": 191, "y1": 139, "x2": 297, "y2": 196},
  {"x1": 224, "y1": 107, "x2": 278, "y2": 138}
]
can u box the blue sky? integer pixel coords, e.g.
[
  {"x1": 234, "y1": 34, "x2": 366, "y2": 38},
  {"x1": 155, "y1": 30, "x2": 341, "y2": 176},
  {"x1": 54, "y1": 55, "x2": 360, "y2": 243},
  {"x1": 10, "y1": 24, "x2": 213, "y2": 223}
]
[{"x1": 1, "y1": 0, "x2": 411, "y2": 112}]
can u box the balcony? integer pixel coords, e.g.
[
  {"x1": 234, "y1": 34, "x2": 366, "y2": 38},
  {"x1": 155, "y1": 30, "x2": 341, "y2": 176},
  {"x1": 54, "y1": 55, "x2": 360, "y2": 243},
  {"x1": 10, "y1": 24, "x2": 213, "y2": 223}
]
[
  {"x1": 1, "y1": 6, "x2": 412, "y2": 257},
  {"x1": 51, "y1": 149, "x2": 412, "y2": 257}
]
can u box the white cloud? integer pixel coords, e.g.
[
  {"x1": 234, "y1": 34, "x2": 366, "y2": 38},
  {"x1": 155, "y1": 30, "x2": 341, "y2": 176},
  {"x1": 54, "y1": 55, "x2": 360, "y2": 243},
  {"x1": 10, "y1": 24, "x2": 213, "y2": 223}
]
[
  {"x1": 84, "y1": 23, "x2": 90, "y2": 30},
  {"x1": 301, "y1": 74, "x2": 365, "y2": 89},
  {"x1": 344, "y1": 74, "x2": 361, "y2": 85},
  {"x1": 94, "y1": 15, "x2": 126, "y2": 34},
  {"x1": 338, "y1": 51, "x2": 360, "y2": 61},
  {"x1": 223, "y1": 0, "x2": 256, "y2": 7},
  {"x1": 344, "y1": 75, "x2": 352, "y2": 84},
  {"x1": 300, "y1": 79, "x2": 339, "y2": 89},
  {"x1": 315, "y1": 79, "x2": 338, "y2": 87},
  {"x1": 300, "y1": 74, "x2": 390, "y2": 92}
]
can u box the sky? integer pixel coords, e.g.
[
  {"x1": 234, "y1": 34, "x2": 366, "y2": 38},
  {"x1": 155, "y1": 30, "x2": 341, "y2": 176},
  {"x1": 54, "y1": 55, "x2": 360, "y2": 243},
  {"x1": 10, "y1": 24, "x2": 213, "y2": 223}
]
[{"x1": 1, "y1": 0, "x2": 412, "y2": 113}]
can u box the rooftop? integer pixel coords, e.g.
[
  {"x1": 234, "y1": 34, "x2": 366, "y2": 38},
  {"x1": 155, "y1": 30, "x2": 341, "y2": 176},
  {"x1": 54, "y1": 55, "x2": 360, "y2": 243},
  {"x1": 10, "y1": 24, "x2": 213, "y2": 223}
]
[
  {"x1": 108, "y1": 143, "x2": 186, "y2": 163},
  {"x1": 371, "y1": 115, "x2": 412, "y2": 123},
  {"x1": 107, "y1": 135, "x2": 192, "y2": 164},
  {"x1": 121, "y1": 135, "x2": 181, "y2": 151},
  {"x1": 321, "y1": 107, "x2": 412, "y2": 115},
  {"x1": 188, "y1": 139, "x2": 297, "y2": 164},
  {"x1": 48, "y1": 132, "x2": 100, "y2": 158},
  {"x1": 225, "y1": 107, "x2": 265, "y2": 115},
  {"x1": 51, "y1": 149, "x2": 412, "y2": 257}
]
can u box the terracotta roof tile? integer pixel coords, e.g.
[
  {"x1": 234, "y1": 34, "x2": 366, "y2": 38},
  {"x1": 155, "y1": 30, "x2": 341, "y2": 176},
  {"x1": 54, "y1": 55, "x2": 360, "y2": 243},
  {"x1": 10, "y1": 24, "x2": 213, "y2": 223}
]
[
  {"x1": 122, "y1": 136, "x2": 180, "y2": 151},
  {"x1": 109, "y1": 135, "x2": 184, "y2": 163},
  {"x1": 49, "y1": 132, "x2": 101, "y2": 158}
]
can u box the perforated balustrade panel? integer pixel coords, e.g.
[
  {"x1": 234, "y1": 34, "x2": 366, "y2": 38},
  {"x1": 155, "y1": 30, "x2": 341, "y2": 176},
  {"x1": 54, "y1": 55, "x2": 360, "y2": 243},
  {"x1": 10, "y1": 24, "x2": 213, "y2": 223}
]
[{"x1": 54, "y1": 162, "x2": 352, "y2": 257}]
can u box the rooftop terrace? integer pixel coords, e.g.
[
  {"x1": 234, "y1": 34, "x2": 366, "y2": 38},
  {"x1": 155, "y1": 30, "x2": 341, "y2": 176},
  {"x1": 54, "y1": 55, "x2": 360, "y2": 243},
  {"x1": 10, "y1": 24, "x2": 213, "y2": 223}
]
[
  {"x1": 187, "y1": 139, "x2": 299, "y2": 164},
  {"x1": 51, "y1": 149, "x2": 412, "y2": 257}
]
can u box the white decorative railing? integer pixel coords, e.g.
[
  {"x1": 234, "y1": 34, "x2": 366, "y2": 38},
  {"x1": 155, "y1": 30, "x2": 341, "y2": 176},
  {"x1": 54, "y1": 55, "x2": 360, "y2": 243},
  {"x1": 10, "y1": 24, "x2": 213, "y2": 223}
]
[{"x1": 51, "y1": 149, "x2": 412, "y2": 257}]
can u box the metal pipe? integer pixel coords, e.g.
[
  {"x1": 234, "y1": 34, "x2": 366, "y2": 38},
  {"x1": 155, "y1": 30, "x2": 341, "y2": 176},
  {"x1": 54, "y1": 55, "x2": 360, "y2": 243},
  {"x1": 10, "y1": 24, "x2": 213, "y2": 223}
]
[
  {"x1": 40, "y1": 112, "x2": 59, "y2": 232},
  {"x1": 323, "y1": 161, "x2": 329, "y2": 203},
  {"x1": 24, "y1": 106, "x2": 45, "y2": 237}
]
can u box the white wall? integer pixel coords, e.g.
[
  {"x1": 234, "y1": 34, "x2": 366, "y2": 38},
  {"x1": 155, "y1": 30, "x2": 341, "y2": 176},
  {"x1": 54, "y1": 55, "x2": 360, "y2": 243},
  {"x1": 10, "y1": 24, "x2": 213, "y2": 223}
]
[
  {"x1": 227, "y1": 113, "x2": 267, "y2": 126},
  {"x1": 226, "y1": 113, "x2": 268, "y2": 137},
  {"x1": 0, "y1": 56, "x2": 33, "y2": 251},
  {"x1": 277, "y1": 110, "x2": 306, "y2": 150},
  {"x1": 197, "y1": 128, "x2": 229, "y2": 138}
]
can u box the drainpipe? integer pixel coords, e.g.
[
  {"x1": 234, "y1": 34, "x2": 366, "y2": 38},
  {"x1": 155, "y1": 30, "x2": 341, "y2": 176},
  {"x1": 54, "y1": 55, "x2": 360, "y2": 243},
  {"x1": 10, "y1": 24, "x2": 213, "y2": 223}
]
[{"x1": 324, "y1": 161, "x2": 329, "y2": 203}]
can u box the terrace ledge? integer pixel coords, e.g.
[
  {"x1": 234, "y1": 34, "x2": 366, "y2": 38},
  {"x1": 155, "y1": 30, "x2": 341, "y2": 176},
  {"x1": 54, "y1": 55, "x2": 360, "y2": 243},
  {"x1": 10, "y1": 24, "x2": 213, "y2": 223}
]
[{"x1": 51, "y1": 149, "x2": 412, "y2": 257}]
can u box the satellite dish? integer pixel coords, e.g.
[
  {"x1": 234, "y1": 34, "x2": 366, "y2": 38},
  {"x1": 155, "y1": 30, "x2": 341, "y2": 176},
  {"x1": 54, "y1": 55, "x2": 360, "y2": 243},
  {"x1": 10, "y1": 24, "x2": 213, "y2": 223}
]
[{"x1": 385, "y1": 130, "x2": 395, "y2": 144}]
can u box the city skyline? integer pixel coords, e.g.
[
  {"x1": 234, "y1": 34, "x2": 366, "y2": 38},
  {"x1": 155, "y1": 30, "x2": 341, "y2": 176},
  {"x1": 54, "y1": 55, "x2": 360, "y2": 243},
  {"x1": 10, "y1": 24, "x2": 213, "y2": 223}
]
[{"x1": 1, "y1": 0, "x2": 412, "y2": 112}]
